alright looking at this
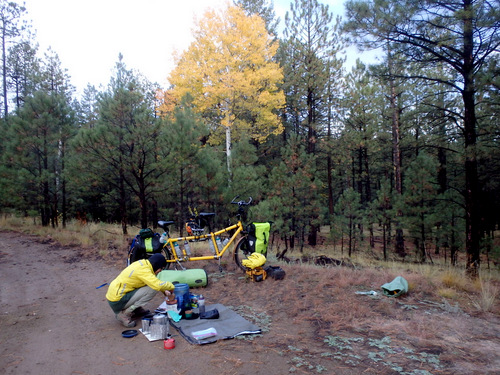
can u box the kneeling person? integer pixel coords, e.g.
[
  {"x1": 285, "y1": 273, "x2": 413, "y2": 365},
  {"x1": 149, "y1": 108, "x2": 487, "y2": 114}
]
[{"x1": 106, "y1": 254, "x2": 174, "y2": 327}]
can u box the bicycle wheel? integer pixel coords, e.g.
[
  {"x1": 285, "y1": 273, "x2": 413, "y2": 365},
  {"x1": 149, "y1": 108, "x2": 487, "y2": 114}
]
[
  {"x1": 234, "y1": 236, "x2": 253, "y2": 271},
  {"x1": 127, "y1": 244, "x2": 146, "y2": 266},
  {"x1": 161, "y1": 246, "x2": 172, "y2": 270}
]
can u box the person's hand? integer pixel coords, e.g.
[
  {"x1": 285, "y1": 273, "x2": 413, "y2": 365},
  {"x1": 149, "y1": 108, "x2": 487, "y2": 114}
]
[{"x1": 165, "y1": 291, "x2": 175, "y2": 301}]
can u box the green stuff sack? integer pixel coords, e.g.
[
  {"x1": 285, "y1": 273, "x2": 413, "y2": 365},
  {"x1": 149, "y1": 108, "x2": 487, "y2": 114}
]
[{"x1": 247, "y1": 222, "x2": 271, "y2": 256}]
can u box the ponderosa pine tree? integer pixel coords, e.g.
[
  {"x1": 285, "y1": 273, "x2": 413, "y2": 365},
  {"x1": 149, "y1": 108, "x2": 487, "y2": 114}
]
[
  {"x1": 267, "y1": 135, "x2": 320, "y2": 255},
  {"x1": 401, "y1": 152, "x2": 439, "y2": 263},
  {"x1": 279, "y1": 0, "x2": 344, "y2": 245},
  {"x1": 281, "y1": 0, "x2": 344, "y2": 153},
  {"x1": 341, "y1": 60, "x2": 384, "y2": 248},
  {"x1": 334, "y1": 187, "x2": 362, "y2": 257},
  {"x1": 161, "y1": 95, "x2": 211, "y2": 234},
  {"x1": 7, "y1": 90, "x2": 74, "y2": 226},
  {"x1": 73, "y1": 55, "x2": 168, "y2": 233},
  {"x1": 7, "y1": 39, "x2": 40, "y2": 110},
  {"x1": 0, "y1": 0, "x2": 26, "y2": 117}
]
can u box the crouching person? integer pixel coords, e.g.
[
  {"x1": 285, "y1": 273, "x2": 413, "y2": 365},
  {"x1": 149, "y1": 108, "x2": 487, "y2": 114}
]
[{"x1": 106, "y1": 253, "x2": 174, "y2": 327}]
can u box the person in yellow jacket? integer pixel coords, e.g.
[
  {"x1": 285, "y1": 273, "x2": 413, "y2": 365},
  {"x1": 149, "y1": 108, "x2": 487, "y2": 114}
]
[{"x1": 106, "y1": 253, "x2": 174, "y2": 328}]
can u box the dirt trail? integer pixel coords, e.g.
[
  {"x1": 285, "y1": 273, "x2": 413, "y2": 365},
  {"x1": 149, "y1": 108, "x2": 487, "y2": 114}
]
[{"x1": 0, "y1": 231, "x2": 498, "y2": 375}]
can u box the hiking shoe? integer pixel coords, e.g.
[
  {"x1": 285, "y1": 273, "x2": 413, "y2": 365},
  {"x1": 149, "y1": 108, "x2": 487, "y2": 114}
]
[
  {"x1": 116, "y1": 311, "x2": 137, "y2": 328},
  {"x1": 131, "y1": 307, "x2": 150, "y2": 319}
]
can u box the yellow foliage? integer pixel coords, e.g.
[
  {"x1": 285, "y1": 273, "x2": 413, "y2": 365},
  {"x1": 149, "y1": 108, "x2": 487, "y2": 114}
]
[{"x1": 166, "y1": 4, "x2": 285, "y2": 144}]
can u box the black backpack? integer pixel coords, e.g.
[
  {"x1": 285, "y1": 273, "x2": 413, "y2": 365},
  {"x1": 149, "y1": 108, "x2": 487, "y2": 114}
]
[{"x1": 129, "y1": 229, "x2": 162, "y2": 263}]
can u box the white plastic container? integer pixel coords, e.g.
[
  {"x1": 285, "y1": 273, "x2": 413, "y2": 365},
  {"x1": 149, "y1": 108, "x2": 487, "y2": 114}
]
[
  {"x1": 183, "y1": 240, "x2": 191, "y2": 256},
  {"x1": 173, "y1": 241, "x2": 182, "y2": 257},
  {"x1": 198, "y1": 294, "x2": 205, "y2": 314}
]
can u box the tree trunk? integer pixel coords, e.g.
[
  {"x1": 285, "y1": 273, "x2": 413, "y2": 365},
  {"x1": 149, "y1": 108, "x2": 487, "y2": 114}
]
[
  {"x1": 348, "y1": 216, "x2": 353, "y2": 257},
  {"x1": 327, "y1": 97, "x2": 334, "y2": 216},
  {"x1": 2, "y1": 27, "x2": 8, "y2": 118},
  {"x1": 307, "y1": 224, "x2": 318, "y2": 246},
  {"x1": 180, "y1": 166, "x2": 185, "y2": 236},
  {"x1": 388, "y1": 47, "x2": 405, "y2": 257},
  {"x1": 119, "y1": 168, "x2": 128, "y2": 235},
  {"x1": 327, "y1": 154, "x2": 334, "y2": 215},
  {"x1": 138, "y1": 173, "x2": 148, "y2": 228},
  {"x1": 307, "y1": 88, "x2": 316, "y2": 154},
  {"x1": 151, "y1": 199, "x2": 158, "y2": 230},
  {"x1": 463, "y1": 0, "x2": 480, "y2": 278},
  {"x1": 225, "y1": 125, "x2": 232, "y2": 185},
  {"x1": 382, "y1": 222, "x2": 387, "y2": 261}
]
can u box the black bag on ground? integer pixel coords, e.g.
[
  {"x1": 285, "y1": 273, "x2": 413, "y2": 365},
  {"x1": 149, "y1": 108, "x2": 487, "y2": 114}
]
[{"x1": 264, "y1": 265, "x2": 286, "y2": 280}]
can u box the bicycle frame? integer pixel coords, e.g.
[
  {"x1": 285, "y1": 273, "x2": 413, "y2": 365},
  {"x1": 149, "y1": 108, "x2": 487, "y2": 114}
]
[
  {"x1": 164, "y1": 220, "x2": 244, "y2": 263},
  {"x1": 156, "y1": 196, "x2": 253, "y2": 270}
]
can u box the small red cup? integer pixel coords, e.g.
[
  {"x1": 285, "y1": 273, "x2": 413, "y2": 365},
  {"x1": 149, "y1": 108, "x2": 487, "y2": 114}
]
[{"x1": 164, "y1": 338, "x2": 175, "y2": 350}]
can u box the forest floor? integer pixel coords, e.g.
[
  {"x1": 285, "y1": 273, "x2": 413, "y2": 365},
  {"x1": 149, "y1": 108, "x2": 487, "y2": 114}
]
[{"x1": 0, "y1": 229, "x2": 499, "y2": 375}]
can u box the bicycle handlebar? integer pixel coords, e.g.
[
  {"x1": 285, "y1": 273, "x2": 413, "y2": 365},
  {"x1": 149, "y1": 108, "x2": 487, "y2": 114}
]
[{"x1": 230, "y1": 196, "x2": 252, "y2": 206}]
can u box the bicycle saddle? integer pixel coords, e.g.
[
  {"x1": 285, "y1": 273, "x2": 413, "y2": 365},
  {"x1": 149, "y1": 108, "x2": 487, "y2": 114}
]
[{"x1": 158, "y1": 220, "x2": 175, "y2": 230}]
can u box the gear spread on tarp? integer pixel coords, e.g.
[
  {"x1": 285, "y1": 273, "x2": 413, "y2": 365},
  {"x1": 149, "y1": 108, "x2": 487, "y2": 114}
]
[{"x1": 168, "y1": 303, "x2": 261, "y2": 345}]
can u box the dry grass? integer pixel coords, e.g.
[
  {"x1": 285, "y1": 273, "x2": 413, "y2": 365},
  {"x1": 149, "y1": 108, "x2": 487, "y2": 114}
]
[
  {"x1": 1, "y1": 214, "x2": 128, "y2": 253},
  {"x1": 471, "y1": 277, "x2": 499, "y2": 312},
  {"x1": 441, "y1": 268, "x2": 475, "y2": 292},
  {"x1": 437, "y1": 287, "x2": 460, "y2": 299}
]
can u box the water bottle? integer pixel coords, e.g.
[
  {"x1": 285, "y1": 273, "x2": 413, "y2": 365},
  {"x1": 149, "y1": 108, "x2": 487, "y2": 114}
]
[
  {"x1": 222, "y1": 238, "x2": 229, "y2": 247},
  {"x1": 160, "y1": 232, "x2": 167, "y2": 243},
  {"x1": 216, "y1": 237, "x2": 222, "y2": 251},
  {"x1": 209, "y1": 239, "x2": 215, "y2": 254},
  {"x1": 183, "y1": 240, "x2": 191, "y2": 256},
  {"x1": 198, "y1": 294, "x2": 205, "y2": 314},
  {"x1": 173, "y1": 241, "x2": 182, "y2": 258}
]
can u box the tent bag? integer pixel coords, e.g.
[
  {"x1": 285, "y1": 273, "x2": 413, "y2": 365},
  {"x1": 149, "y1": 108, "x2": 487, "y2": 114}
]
[{"x1": 381, "y1": 276, "x2": 409, "y2": 297}]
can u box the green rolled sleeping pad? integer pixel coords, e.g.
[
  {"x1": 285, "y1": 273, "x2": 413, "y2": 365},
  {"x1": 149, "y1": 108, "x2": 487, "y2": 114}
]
[{"x1": 157, "y1": 269, "x2": 208, "y2": 288}]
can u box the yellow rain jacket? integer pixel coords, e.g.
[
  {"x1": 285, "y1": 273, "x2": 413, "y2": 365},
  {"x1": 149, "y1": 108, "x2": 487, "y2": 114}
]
[
  {"x1": 241, "y1": 252, "x2": 266, "y2": 269},
  {"x1": 106, "y1": 258, "x2": 174, "y2": 302}
]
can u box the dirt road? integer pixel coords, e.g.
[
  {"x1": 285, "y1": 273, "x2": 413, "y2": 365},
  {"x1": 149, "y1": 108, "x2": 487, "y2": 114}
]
[
  {"x1": 0, "y1": 232, "x2": 295, "y2": 375},
  {"x1": 0, "y1": 231, "x2": 499, "y2": 375}
]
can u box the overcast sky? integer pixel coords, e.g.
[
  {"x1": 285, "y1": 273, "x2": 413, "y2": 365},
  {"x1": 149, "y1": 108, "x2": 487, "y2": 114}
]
[{"x1": 22, "y1": 0, "x2": 361, "y2": 96}]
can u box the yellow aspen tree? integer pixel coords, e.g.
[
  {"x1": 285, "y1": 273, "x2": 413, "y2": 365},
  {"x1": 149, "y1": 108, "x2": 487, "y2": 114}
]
[{"x1": 167, "y1": 4, "x2": 285, "y2": 179}]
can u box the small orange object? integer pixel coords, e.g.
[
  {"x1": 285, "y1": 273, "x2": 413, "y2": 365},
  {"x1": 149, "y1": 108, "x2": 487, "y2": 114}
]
[{"x1": 164, "y1": 338, "x2": 175, "y2": 350}]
